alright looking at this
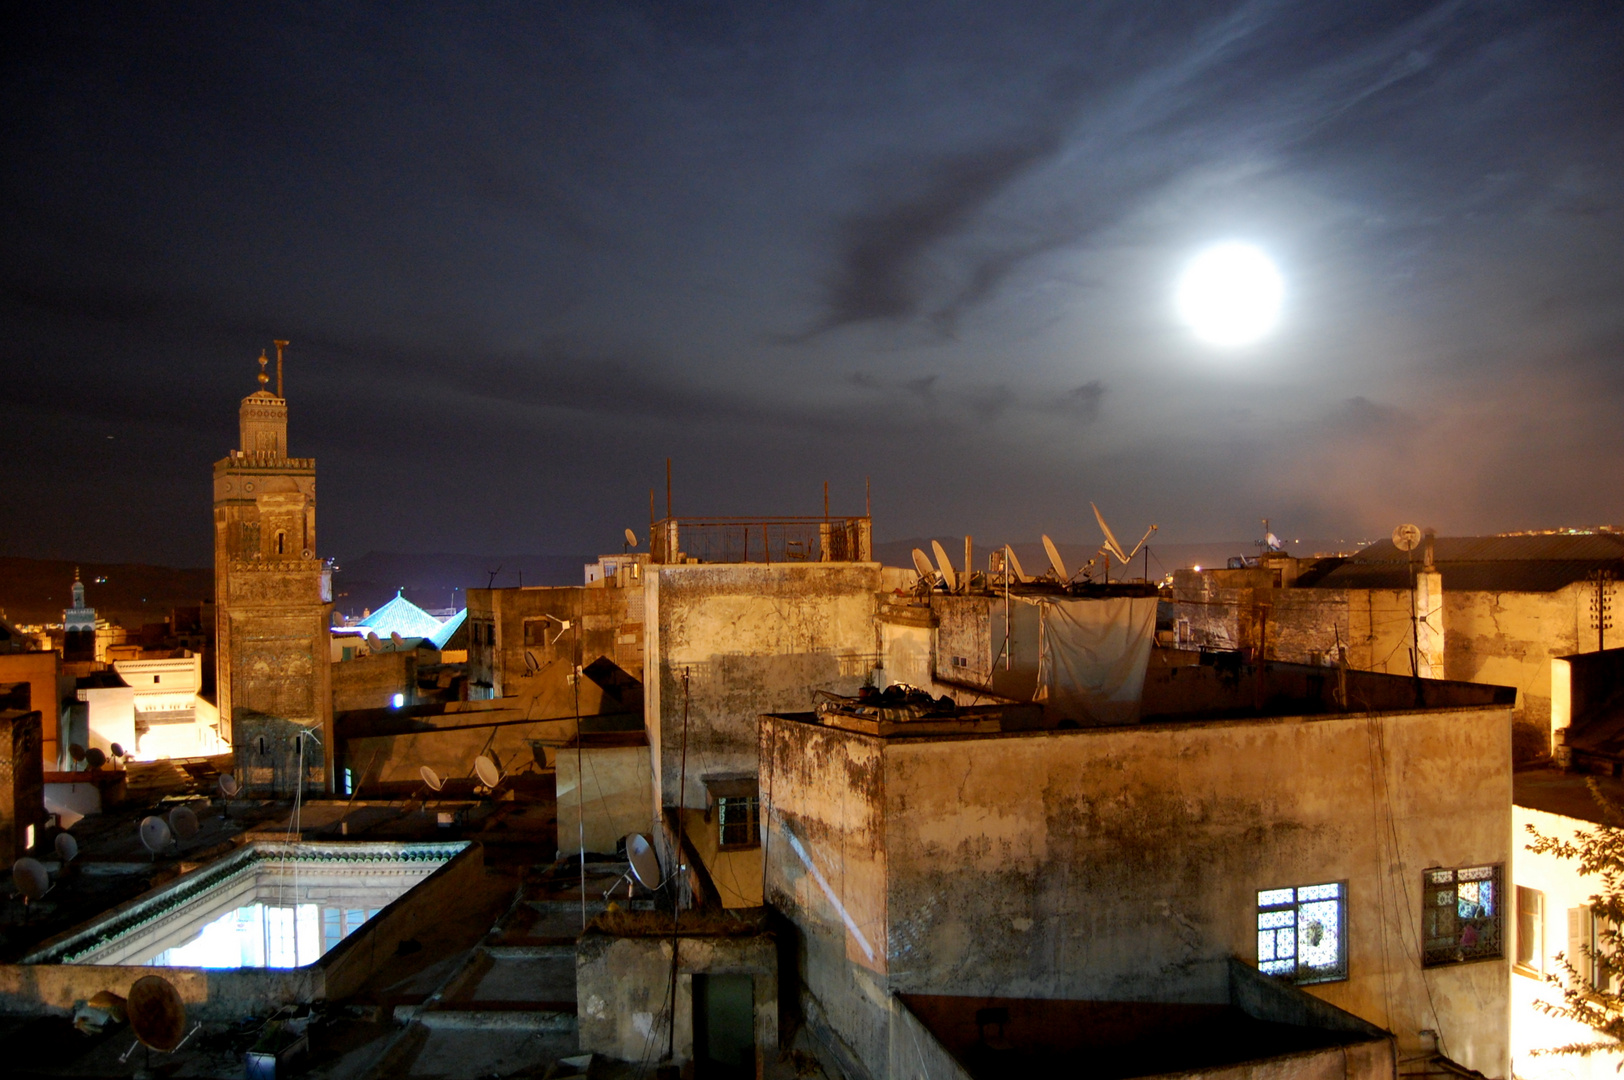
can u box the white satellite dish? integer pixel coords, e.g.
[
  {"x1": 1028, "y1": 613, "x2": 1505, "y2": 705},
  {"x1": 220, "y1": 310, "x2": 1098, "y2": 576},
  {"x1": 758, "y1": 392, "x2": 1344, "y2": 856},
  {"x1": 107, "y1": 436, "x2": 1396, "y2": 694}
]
[
  {"x1": 624, "y1": 528, "x2": 638, "y2": 547},
  {"x1": 366, "y1": 631, "x2": 382, "y2": 648},
  {"x1": 12, "y1": 858, "x2": 49, "y2": 902},
  {"x1": 168, "y1": 806, "x2": 199, "y2": 842},
  {"x1": 218, "y1": 774, "x2": 240, "y2": 798},
  {"x1": 1092, "y1": 503, "x2": 1129, "y2": 563},
  {"x1": 1392, "y1": 523, "x2": 1422, "y2": 552},
  {"x1": 930, "y1": 540, "x2": 958, "y2": 593},
  {"x1": 54, "y1": 832, "x2": 78, "y2": 863},
  {"x1": 139, "y1": 816, "x2": 172, "y2": 855},
  {"x1": 910, "y1": 548, "x2": 935, "y2": 583},
  {"x1": 419, "y1": 766, "x2": 445, "y2": 792},
  {"x1": 1041, "y1": 535, "x2": 1068, "y2": 580},
  {"x1": 473, "y1": 755, "x2": 501, "y2": 789},
  {"x1": 626, "y1": 834, "x2": 661, "y2": 889},
  {"x1": 1091, "y1": 503, "x2": 1157, "y2": 565},
  {"x1": 1005, "y1": 546, "x2": 1028, "y2": 584},
  {"x1": 390, "y1": 631, "x2": 403, "y2": 647}
]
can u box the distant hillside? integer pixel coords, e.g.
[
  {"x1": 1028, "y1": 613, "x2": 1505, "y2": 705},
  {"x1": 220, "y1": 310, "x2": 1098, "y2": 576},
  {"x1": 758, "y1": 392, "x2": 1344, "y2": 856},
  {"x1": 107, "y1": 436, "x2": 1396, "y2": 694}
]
[
  {"x1": 331, "y1": 551, "x2": 594, "y2": 618},
  {"x1": 0, "y1": 557, "x2": 211, "y2": 627}
]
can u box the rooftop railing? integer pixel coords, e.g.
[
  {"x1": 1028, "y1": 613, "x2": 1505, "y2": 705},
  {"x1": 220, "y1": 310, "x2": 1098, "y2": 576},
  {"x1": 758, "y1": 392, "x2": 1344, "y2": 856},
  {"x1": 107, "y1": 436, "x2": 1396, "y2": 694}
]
[{"x1": 649, "y1": 515, "x2": 872, "y2": 565}]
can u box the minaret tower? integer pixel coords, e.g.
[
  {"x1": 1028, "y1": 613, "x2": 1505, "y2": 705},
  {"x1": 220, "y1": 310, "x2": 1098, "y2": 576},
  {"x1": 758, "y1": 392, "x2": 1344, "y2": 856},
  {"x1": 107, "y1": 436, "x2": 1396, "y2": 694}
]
[{"x1": 213, "y1": 342, "x2": 334, "y2": 793}]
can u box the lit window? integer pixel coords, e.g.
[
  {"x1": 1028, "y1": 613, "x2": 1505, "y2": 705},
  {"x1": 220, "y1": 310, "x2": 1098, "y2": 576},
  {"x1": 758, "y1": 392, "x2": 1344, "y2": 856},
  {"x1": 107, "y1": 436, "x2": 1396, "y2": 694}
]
[
  {"x1": 24, "y1": 824, "x2": 35, "y2": 851},
  {"x1": 391, "y1": 693, "x2": 404, "y2": 708},
  {"x1": 1422, "y1": 864, "x2": 1504, "y2": 966},
  {"x1": 1257, "y1": 882, "x2": 1347, "y2": 984},
  {"x1": 1569, "y1": 905, "x2": 1616, "y2": 991},
  {"x1": 717, "y1": 796, "x2": 761, "y2": 850},
  {"x1": 1516, "y1": 886, "x2": 1544, "y2": 976}
]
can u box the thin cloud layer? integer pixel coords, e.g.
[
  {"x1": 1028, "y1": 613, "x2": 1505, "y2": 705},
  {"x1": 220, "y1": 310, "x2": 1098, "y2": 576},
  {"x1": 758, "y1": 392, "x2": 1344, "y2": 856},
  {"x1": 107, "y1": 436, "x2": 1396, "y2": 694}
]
[{"x1": 3, "y1": 3, "x2": 1623, "y2": 564}]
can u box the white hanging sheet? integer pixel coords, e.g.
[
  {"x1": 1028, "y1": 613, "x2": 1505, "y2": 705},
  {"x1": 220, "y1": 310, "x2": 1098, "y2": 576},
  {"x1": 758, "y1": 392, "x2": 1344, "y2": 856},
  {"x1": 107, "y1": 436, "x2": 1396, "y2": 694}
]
[{"x1": 1034, "y1": 596, "x2": 1158, "y2": 725}]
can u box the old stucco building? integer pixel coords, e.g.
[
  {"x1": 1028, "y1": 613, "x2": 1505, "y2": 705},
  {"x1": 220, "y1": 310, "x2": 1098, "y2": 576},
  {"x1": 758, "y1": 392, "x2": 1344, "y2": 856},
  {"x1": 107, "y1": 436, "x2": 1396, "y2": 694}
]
[
  {"x1": 213, "y1": 347, "x2": 333, "y2": 791},
  {"x1": 1171, "y1": 534, "x2": 1624, "y2": 763}
]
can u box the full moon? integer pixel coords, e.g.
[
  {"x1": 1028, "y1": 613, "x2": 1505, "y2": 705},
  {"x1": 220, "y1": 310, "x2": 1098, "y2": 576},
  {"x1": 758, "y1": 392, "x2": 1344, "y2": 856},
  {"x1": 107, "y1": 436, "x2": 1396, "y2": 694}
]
[{"x1": 1175, "y1": 243, "x2": 1284, "y2": 347}]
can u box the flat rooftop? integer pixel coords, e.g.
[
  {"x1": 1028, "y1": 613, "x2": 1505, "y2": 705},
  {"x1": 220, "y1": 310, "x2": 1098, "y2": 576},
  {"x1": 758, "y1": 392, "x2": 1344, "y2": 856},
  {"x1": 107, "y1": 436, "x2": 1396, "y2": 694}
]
[
  {"x1": 1514, "y1": 766, "x2": 1624, "y2": 825},
  {"x1": 902, "y1": 994, "x2": 1386, "y2": 1080}
]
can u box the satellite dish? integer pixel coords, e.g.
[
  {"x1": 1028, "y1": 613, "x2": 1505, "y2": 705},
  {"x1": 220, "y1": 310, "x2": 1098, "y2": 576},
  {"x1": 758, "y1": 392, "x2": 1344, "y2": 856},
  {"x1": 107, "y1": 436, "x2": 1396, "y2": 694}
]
[
  {"x1": 139, "y1": 816, "x2": 172, "y2": 855},
  {"x1": 1091, "y1": 503, "x2": 1130, "y2": 563},
  {"x1": 1042, "y1": 535, "x2": 1068, "y2": 580},
  {"x1": 168, "y1": 806, "x2": 199, "y2": 842},
  {"x1": 910, "y1": 548, "x2": 935, "y2": 583},
  {"x1": 419, "y1": 766, "x2": 444, "y2": 792},
  {"x1": 12, "y1": 858, "x2": 49, "y2": 901},
  {"x1": 110, "y1": 742, "x2": 125, "y2": 760},
  {"x1": 624, "y1": 528, "x2": 638, "y2": 547},
  {"x1": 390, "y1": 631, "x2": 403, "y2": 647},
  {"x1": 626, "y1": 834, "x2": 661, "y2": 889},
  {"x1": 1392, "y1": 523, "x2": 1422, "y2": 552},
  {"x1": 85, "y1": 747, "x2": 106, "y2": 769},
  {"x1": 218, "y1": 774, "x2": 240, "y2": 798},
  {"x1": 366, "y1": 631, "x2": 382, "y2": 648},
  {"x1": 930, "y1": 540, "x2": 958, "y2": 592},
  {"x1": 127, "y1": 975, "x2": 187, "y2": 1052},
  {"x1": 68, "y1": 743, "x2": 86, "y2": 764},
  {"x1": 1005, "y1": 546, "x2": 1028, "y2": 584},
  {"x1": 54, "y1": 832, "x2": 78, "y2": 863},
  {"x1": 474, "y1": 755, "x2": 501, "y2": 788}
]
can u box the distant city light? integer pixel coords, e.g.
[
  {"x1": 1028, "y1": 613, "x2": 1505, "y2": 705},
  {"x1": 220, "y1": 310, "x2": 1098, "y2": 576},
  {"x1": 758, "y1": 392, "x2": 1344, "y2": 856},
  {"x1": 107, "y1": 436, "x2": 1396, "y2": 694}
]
[{"x1": 1176, "y1": 243, "x2": 1284, "y2": 347}]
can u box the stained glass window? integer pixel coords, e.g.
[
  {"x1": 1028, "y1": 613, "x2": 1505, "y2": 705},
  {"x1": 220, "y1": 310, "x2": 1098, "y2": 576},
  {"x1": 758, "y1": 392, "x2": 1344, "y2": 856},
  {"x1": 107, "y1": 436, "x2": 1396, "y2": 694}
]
[
  {"x1": 1422, "y1": 864, "x2": 1503, "y2": 966},
  {"x1": 1257, "y1": 882, "x2": 1347, "y2": 984}
]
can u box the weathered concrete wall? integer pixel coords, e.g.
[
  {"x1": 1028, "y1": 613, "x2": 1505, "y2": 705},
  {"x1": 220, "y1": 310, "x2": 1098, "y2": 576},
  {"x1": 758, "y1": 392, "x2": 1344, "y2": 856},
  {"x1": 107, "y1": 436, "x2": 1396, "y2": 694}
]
[
  {"x1": 576, "y1": 931, "x2": 777, "y2": 1067},
  {"x1": 0, "y1": 962, "x2": 320, "y2": 1020},
  {"x1": 646, "y1": 563, "x2": 882, "y2": 816},
  {"x1": 0, "y1": 653, "x2": 60, "y2": 766},
  {"x1": 680, "y1": 807, "x2": 763, "y2": 908},
  {"x1": 558, "y1": 743, "x2": 654, "y2": 857},
  {"x1": 331, "y1": 650, "x2": 416, "y2": 713},
  {"x1": 343, "y1": 714, "x2": 574, "y2": 790},
  {"x1": 764, "y1": 704, "x2": 1512, "y2": 1078},
  {"x1": 760, "y1": 716, "x2": 890, "y2": 1071},
  {"x1": 466, "y1": 583, "x2": 644, "y2": 705}
]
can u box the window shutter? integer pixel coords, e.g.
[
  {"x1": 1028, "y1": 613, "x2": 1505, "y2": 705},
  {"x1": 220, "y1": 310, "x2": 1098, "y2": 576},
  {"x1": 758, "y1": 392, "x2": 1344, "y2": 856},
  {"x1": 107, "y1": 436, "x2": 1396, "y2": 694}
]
[{"x1": 1570, "y1": 906, "x2": 1593, "y2": 985}]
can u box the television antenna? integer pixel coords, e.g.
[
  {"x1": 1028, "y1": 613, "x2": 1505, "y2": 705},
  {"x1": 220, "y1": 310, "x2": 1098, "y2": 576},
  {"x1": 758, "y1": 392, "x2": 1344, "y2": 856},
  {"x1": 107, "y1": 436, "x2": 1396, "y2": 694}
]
[
  {"x1": 486, "y1": 565, "x2": 502, "y2": 589},
  {"x1": 930, "y1": 540, "x2": 958, "y2": 593},
  {"x1": 12, "y1": 857, "x2": 50, "y2": 909},
  {"x1": 124, "y1": 974, "x2": 197, "y2": 1068},
  {"x1": 473, "y1": 754, "x2": 502, "y2": 794},
  {"x1": 1003, "y1": 546, "x2": 1028, "y2": 585},
  {"x1": 604, "y1": 833, "x2": 681, "y2": 899},
  {"x1": 54, "y1": 832, "x2": 78, "y2": 864},
  {"x1": 168, "y1": 806, "x2": 199, "y2": 843},
  {"x1": 1041, "y1": 535, "x2": 1069, "y2": 581},
  {"x1": 139, "y1": 816, "x2": 173, "y2": 860},
  {"x1": 539, "y1": 613, "x2": 572, "y2": 646},
  {"x1": 910, "y1": 548, "x2": 937, "y2": 589}
]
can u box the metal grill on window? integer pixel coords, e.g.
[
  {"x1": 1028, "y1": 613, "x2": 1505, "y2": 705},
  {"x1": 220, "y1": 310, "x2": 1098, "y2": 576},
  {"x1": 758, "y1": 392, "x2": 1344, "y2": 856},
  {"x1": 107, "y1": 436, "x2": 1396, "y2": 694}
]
[
  {"x1": 717, "y1": 796, "x2": 760, "y2": 849},
  {"x1": 1422, "y1": 864, "x2": 1504, "y2": 967},
  {"x1": 1257, "y1": 882, "x2": 1348, "y2": 985}
]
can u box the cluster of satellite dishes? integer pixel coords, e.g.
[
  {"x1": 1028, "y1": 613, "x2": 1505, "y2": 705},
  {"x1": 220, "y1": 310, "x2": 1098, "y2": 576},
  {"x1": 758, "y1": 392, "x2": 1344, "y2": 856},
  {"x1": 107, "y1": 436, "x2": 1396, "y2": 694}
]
[
  {"x1": 10, "y1": 830, "x2": 82, "y2": 916},
  {"x1": 910, "y1": 505, "x2": 1157, "y2": 591},
  {"x1": 138, "y1": 805, "x2": 202, "y2": 859},
  {"x1": 416, "y1": 753, "x2": 507, "y2": 802},
  {"x1": 66, "y1": 741, "x2": 127, "y2": 771}
]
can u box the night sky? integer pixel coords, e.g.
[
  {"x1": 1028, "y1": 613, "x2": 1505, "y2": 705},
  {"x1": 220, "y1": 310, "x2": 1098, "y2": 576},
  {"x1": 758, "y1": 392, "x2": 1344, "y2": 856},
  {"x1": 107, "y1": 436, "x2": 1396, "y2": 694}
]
[{"x1": 5, "y1": 3, "x2": 1623, "y2": 567}]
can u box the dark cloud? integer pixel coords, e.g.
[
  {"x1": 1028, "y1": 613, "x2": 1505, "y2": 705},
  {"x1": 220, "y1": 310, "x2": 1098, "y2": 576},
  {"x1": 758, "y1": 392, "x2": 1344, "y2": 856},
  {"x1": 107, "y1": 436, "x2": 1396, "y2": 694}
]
[{"x1": 4, "y1": 2, "x2": 1624, "y2": 564}]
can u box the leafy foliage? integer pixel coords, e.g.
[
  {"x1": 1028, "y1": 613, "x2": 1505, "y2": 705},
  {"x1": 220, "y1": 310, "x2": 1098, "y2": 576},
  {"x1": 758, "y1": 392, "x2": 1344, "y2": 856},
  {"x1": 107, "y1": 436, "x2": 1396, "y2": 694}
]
[{"x1": 1525, "y1": 778, "x2": 1624, "y2": 1059}]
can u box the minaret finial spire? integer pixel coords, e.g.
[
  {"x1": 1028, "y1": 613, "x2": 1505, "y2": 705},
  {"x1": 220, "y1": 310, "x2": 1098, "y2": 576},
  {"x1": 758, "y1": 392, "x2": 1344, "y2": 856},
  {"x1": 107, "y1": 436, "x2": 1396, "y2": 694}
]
[
  {"x1": 257, "y1": 350, "x2": 270, "y2": 389},
  {"x1": 274, "y1": 339, "x2": 288, "y2": 398}
]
